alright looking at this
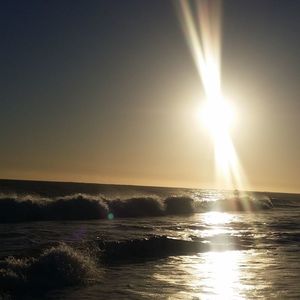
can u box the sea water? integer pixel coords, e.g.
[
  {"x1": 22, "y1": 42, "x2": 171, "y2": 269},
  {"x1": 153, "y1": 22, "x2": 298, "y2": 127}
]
[{"x1": 0, "y1": 180, "x2": 299, "y2": 299}]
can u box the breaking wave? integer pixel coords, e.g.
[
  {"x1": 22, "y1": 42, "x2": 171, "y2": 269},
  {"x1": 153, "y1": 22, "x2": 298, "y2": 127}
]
[
  {"x1": 0, "y1": 194, "x2": 194, "y2": 223},
  {"x1": 0, "y1": 243, "x2": 99, "y2": 295},
  {"x1": 0, "y1": 234, "x2": 243, "y2": 294},
  {"x1": 0, "y1": 233, "x2": 247, "y2": 297},
  {"x1": 165, "y1": 196, "x2": 195, "y2": 214},
  {"x1": 0, "y1": 193, "x2": 275, "y2": 223},
  {"x1": 198, "y1": 196, "x2": 274, "y2": 212},
  {"x1": 109, "y1": 197, "x2": 164, "y2": 218},
  {"x1": 0, "y1": 194, "x2": 109, "y2": 223},
  {"x1": 98, "y1": 235, "x2": 244, "y2": 263}
]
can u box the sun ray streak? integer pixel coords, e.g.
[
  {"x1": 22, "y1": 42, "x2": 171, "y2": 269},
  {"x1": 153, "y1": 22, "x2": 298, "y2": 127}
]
[{"x1": 175, "y1": 0, "x2": 248, "y2": 191}]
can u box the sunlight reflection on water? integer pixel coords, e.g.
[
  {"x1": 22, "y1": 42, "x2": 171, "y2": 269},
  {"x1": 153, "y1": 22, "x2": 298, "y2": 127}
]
[
  {"x1": 203, "y1": 211, "x2": 235, "y2": 225},
  {"x1": 155, "y1": 212, "x2": 247, "y2": 299},
  {"x1": 199, "y1": 211, "x2": 237, "y2": 239},
  {"x1": 200, "y1": 212, "x2": 244, "y2": 298},
  {"x1": 200, "y1": 251, "x2": 244, "y2": 299},
  {"x1": 155, "y1": 251, "x2": 246, "y2": 300}
]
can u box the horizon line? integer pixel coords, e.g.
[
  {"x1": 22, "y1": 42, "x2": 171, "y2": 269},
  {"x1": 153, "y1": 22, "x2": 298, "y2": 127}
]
[{"x1": 0, "y1": 177, "x2": 299, "y2": 195}]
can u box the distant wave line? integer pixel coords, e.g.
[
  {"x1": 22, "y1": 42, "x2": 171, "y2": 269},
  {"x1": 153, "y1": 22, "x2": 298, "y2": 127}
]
[{"x1": 0, "y1": 193, "x2": 273, "y2": 223}]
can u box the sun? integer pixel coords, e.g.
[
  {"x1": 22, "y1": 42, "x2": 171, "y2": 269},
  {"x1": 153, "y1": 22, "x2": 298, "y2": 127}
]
[
  {"x1": 201, "y1": 97, "x2": 235, "y2": 135},
  {"x1": 177, "y1": 0, "x2": 247, "y2": 190},
  {"x1": 200, "y1": 96, "x2": 242, "y2": 188}
]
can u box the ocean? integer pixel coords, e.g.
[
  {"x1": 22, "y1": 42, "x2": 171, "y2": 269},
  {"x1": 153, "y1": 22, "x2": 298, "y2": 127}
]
[{"x1": 0, "y1": 179, "x2": 299, "y2": 299}]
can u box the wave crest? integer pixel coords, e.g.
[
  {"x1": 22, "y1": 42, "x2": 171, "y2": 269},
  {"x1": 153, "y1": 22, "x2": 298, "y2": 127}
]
[
  {"x1": 109, "y1": 197, "x2": 164, "y2": 218},
  {"x1": 165, "y1": 196, "x2": 195, "y2": 214},
  {"x1": 198, "y1": 196, "x2": 274, "y2": 212},
  {"x1": 0, "y1": 193, "x2": 274, "y2": 223},
  {"x1": 49, "y1": 194, "x2": 109, "y2": 220},
  {"x1": 0, "y1": 243, "x2": 98, "y2": 294},
  {"x1": 0, "y1": 194, "x2": 109, "y2": 223}
]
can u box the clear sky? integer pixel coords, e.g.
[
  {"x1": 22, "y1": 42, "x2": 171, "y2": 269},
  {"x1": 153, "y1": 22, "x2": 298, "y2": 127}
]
[{"x1": 1, "y1": 0, "x2": 299, "y2": 193}]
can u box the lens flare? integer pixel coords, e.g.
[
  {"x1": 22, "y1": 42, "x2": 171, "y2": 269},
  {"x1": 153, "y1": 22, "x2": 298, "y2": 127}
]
[{"x1": 175, "y1": 0, "x2": 247, "y2": 190}]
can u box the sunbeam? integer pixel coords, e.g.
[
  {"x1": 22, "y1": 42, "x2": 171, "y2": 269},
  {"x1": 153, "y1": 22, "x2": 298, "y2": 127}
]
[{"x1": 175, "y1": 0, "x2": 247, "y2": 190}]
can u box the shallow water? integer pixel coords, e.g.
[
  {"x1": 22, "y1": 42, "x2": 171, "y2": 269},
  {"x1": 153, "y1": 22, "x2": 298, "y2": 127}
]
[{"x1": 0, "y1": 181, "x2": 299, "y2": 299}]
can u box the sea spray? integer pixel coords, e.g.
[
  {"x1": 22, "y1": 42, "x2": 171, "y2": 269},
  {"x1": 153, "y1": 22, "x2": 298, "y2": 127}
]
[{"x1": 0, "y1": 243, "x2": 99, "y2": 294}]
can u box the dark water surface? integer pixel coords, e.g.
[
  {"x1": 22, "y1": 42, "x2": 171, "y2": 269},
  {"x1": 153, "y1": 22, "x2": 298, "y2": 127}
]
[{"x1": 0, "y1": 180, "x2": 299, "y2": 299}]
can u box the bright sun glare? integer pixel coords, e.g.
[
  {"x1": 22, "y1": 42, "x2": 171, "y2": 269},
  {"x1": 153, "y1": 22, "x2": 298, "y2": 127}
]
[
  {"x1": 175, "y1": 1, "x2": 250, "y2": 296},
  {"x1": 201, "y1": 97, "x2": 235, "y2": 134},
  {"x1": 176, "y1": 0, "x2": 247, "y2": 190}
]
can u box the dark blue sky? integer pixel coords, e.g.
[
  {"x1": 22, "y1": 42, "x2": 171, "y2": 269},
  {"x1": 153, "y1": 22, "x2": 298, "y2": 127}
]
[{"x1": 1, "y1": 0, "x2": 299, "y2": 192}]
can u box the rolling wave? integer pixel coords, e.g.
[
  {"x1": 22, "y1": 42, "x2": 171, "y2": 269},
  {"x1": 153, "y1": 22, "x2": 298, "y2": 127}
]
[
  {"x1": 0, "y1": 194, "x2": 194, "y2": 223},
  {"x1": 0, "y1": 243, "x2": 99, "y2": 296},
  {"x1": 198, "y1": 196, "x2": 274, "y2": 212},
  {"x1": 1, "y1": 228, "x2": 296, "y2": 296},
  {"x1": 98, "y1": 235, "x2": 243, "y2": 263},
  {"x1": 0, "y1": 193, "x2": 274, "y2": 223},
  {"x1": 0, "y1": 234, "x2": 243, "y2": 295}
]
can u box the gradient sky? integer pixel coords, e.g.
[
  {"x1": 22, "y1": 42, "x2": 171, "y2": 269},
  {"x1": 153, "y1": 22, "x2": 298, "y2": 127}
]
[{"x1": 1, "y1": 0, "x2": 299, "y2": 193}]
